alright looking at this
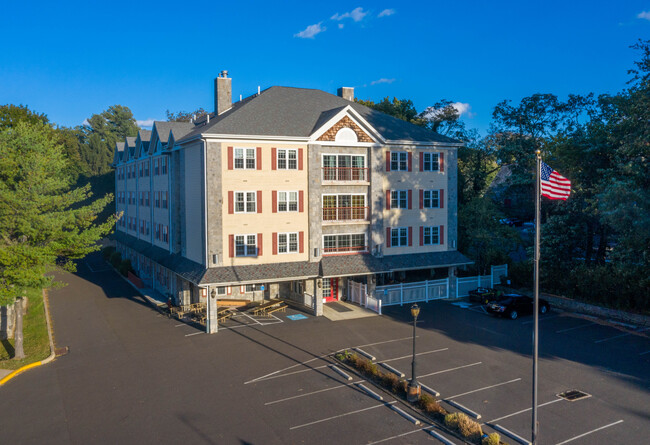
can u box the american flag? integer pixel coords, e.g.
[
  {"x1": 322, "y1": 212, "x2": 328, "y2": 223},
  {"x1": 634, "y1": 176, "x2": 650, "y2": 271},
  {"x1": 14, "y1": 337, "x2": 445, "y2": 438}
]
[{"x1": 540, "y1": 161, "x2": 571, "y2": 200}]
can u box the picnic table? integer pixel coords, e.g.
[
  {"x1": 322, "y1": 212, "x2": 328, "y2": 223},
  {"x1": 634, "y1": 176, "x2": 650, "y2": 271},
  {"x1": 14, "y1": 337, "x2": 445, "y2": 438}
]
[{"x1": 252, "y1": 299, "x2": 287, "y2": 316}]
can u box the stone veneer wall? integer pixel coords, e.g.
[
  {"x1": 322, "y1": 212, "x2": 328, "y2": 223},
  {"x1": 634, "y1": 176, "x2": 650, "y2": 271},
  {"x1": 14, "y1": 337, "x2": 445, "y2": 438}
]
[
  {"x1": 446, "y1": 148, "x2": 458, "y2": 250},
  {"x1": 206, "y1": 141, "x2": 224, "y2": 266},
  {"x1": 308, "y1": 143, "x2": 323, "y2": 261},
  {"x1": 317, "y1": 116, "x2": 374, "y2": 142}
]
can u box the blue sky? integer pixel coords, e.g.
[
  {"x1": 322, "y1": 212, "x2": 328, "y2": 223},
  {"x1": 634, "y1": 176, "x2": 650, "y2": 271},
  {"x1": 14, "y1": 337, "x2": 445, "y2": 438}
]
[{"x1": 1, "y1": 1, "x2": 648, "y2": 134}]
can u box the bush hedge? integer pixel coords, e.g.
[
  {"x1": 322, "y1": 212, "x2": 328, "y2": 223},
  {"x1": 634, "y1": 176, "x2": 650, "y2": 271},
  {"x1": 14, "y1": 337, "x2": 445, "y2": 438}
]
[
  {"x1": 102, "y1": 246, "x2": 116, "y2": 260},
  {"x1": 118, "y1": 259, "x2": 134, "y2": 277},
  {"x1": 481, "y1": 433, "x2": 501, "y2": 445},
  {"x1": 444, "y1": 412, "x2": 483, "y2": 443},
  {"x1": 109, "y1": 251, "x2": 122, "y2": 268}
]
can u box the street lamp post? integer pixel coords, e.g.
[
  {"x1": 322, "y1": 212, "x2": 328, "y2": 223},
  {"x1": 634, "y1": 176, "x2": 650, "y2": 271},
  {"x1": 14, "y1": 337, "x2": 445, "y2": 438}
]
[{"x1": 407, "y1": 303, "x2": 421, "y2": 402}]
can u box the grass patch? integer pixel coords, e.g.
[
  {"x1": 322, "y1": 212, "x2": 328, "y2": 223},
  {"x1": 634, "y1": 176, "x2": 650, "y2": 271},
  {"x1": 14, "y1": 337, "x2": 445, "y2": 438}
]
[{"x1": 0, "y1": 288, "x2": 51, "y2": 370}]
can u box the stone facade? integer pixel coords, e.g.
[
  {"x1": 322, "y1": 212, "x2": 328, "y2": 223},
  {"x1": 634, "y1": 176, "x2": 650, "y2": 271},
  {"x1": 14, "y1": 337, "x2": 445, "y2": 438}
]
[{"x1": 317, "y1": 116, "x2": 374, "y2": 143}]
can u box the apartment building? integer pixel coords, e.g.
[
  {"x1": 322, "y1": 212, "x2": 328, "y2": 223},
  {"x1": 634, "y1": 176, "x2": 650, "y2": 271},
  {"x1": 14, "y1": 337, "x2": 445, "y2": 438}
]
[{"x1": 112, "y1": 72, "x2": 471, "y2": 330}]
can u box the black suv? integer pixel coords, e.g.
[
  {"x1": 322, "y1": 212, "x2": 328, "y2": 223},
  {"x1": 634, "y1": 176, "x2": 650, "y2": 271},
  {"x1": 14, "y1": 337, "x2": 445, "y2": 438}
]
[{"x1": 486, "y1": 294, "x2": 550, "y2": 320}]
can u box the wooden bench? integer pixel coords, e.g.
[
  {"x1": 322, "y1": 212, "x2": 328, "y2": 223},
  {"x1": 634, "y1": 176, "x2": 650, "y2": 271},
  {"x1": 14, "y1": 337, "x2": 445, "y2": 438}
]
[
  {"x1": 217, "y1": 299, "x2": 251, "y2": 308},
  {"x1": 252, "y1": 299, "x2": 285, "y2": 316},
  {"x1": 171, "y1": 304, "x2": 192, "y2": 319},
  {"x1": 265, "y1": 303, "x2": 288, "y2": 315}
]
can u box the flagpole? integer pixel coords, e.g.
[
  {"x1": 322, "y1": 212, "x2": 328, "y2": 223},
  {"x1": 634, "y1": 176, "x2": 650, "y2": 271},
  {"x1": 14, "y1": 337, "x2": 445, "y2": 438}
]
[{"x1": 532, "y1": 149, "x2": 541, "y2": 444}]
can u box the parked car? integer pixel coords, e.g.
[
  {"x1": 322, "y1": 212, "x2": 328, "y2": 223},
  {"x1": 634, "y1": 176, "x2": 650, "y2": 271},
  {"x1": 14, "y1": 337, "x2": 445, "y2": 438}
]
[
  {"x1": 468, "y1": 287, "x2": 503, "y2": 304},
  {"x1": 499, "y1": 218, "x2": 523, "y2": 227},
  {"x1": 486, "y1": 294, "x2": 550, "y2": 320}
]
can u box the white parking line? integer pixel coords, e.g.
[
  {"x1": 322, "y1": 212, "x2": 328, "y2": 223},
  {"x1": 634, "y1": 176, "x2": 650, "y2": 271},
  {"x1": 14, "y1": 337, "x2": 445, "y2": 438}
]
[
  {"x1": 245, "y1": 336, "x2": 415, "y2": 384},
  {"x1": 594, "y1": 332, "x2": 631, "y2": 344},
  {"x1": 418, "y1": 362, "x2": 482, "y2": 379},
  {"x1": 264, "y1": 380, "x2": 363, "y2": 405},
  {"x1": 248, "y1": 363, "x2": 332, "y2": 382},
  {"x1": 365, "y1": 427, "x2": 431, "y2": 445},
  {"x1": 521, "y1": 315, "x2": 560, "y2": 324},
  {"x1": 185, "y1": 332, "x2": 204, "y2": 337},
  {"x1": 554, "y1": 420, "x2": 624, "y2": 445},
  {"x1": 639, "y1": 350, "x2": 650, "y2": 356},
  {"x1": 289, "y1": 401, "x2": 396, "y2": 430},
  {"x1": 381, "y1": 347, "x2": 449, "y2": 363},
  {"x1": 486, "y1": 398, "x2": 563, "y2": 423},
  {"x1": 446, "y1": 378, "x2": 521, "y2": 400},
  {"x1": 556, "y1": 323, "x2": 593, "y2": 333}
]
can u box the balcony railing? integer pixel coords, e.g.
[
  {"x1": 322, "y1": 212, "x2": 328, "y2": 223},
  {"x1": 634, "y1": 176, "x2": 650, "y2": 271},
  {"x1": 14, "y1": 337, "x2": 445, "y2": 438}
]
[
  {"x1": 322, "y1": 167, "x2": 368, "y2": 181},
  {"x1": 323, "y1": 245, "x2": 367, "y2": 254},
  {"x1": 322, "y1": 206, "x2": 369, "y2": 222}
]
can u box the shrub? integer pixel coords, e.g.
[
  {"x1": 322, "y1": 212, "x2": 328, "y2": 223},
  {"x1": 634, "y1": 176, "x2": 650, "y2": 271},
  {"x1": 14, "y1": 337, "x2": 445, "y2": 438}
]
[
  {"x1": 118, "y1": 259, "x2": 134, "y2": 277},
  {"x1": 102, "y1": 246, "x2": 115, "y2": 259},
  {"x1": 419, "y1": 393, "x2": 447, "y2": 420},
  {"x1": 482, "y1": 433, "x2": 500, "y2": 445},
  {"x1": 109, "y1": 251, "x2": 122, "y2": 268},
  {"x1": 444, "y1": 412, "x2": 482, "y2": 442}
]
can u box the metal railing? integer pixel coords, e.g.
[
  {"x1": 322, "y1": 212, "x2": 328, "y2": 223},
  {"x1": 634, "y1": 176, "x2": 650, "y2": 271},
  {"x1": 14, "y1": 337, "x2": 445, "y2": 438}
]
[
  {"x1": 322, "y1": 206, "x2": 368, "y2": 222},
  {"x1": 322, "y1": 167, "x2": 368, "y2": 181}
]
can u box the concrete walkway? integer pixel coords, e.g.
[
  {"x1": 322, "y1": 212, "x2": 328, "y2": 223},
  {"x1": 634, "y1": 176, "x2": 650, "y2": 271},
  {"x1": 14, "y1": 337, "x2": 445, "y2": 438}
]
[{"x1": 322, "y1": 300, "x2": 378, "y2": 321}]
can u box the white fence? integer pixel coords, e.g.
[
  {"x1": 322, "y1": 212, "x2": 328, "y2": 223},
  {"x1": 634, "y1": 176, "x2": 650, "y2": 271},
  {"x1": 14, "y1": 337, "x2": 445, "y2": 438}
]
[
  {"x1": 348, "y1": 281, "x2": 367, "y2": 306},
  {"x1": 366, "y1": 294, "x2": 382, "y2": 314},
  {"x1": 456, "y1": 264, "x2": 509, "y2": 298},
  {"x1": 375, "y1": 278, "x2": 450, "y2": 307}
]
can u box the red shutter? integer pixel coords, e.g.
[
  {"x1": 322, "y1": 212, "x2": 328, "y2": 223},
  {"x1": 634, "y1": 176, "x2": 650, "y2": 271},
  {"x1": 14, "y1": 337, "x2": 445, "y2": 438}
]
[
  {"x1": 228, "y1": 191, "x2": 234, "y2": 214},
  {"x1": 257, "y1": 233, "x2": 262, "y2": 256},
  {"x1": 227, "y1": 146, "x2": 233, "y2": 170},
  {"x1": 299, "y1": 231, "x2": 304, "y2": 253},
  {"x1": 229, "y1": 235, "x2": 234, "y2": 257},
  {"x1": 256, "y1": 147, "x2": 262, "y2": 170},
  {"x1": 440, "y1": 152, "x2": 444, "y2": 172},
  {"x1": 272, "y1": 232, "x2": 277, "y2": 255},
  {"x1": 408, "y1": 227, "x2": 413, "y2": 246},
  {"x1": 386, "y1": 190, "x2": 391, "y2": 210},
  {"x1": 419, "y1": 189, "x2": 424, "y2": 209},
  {"x1": 408, "y1": 152, "x2": 412, "y2": 172},
  {"x1": 272, "y1": 191, "x2": 277, "y2": 213},
  {"x1": 257, "y1": 191, "x2": 262, "y2": 213},
  {"x1": 271, "y1": 147, "x2": 276, "y2": 170},
  {"x1": 299, "y1": 190, "x2": 304, "y2": 212},
  {"x1": 440, "y1": 225, "x2": 445, "y2": 245},
  {"x1": 298, "y1": 148, "x2": 304, "y2": 170},
  {"x1": 408, "y1": 189, "x2": 412, "y2": 209},
  {"x1": 440, "y1": 189, "x2": 445, "y2": 209},
  {"x1": 386, "y1": 227, "x2": 391, "y2": 248},
  {"x1": 420, "y1": 153, "x2": 424, "y2": 171},
  {"x1": 386, "y1": 152, "x2": 390, "y2": 171},
  {"x1": 419, "y1": 226, "x2": 424, "y2": 246}
]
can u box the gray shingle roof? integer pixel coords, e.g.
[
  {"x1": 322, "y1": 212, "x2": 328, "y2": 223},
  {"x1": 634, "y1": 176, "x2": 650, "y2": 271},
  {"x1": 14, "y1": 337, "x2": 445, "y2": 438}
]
[
  {"x1": 152, "y1": 121, "x2": 194, "y2": 144},
  {"x1": 320, "y1": 251, "x2": 473, "y2": 278},
  {"x1": 178, "y1": 86, "x2": 459, "y2": 144},
  {"x1": 113, "y1": 231, "x2": 471, "y2": 286}
]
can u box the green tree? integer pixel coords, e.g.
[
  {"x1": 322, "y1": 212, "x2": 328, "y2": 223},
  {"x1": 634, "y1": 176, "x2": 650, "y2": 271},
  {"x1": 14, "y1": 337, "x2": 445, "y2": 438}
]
[
  {"x1": 166, "y1": 107, "x2": 207, "y2": 122},
  {"x1": 0, "y1": 104, "x2": 49, "y2": 131},
  {"x1": 0, "y1": 120, "x2": 116, "y2": 359},
  {"x1": 356, "y1": 97, "x2": 424, "y2": 125}
]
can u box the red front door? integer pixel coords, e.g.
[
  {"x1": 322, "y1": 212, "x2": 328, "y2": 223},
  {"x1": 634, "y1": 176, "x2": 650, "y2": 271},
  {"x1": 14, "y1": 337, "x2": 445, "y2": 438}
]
[{"x1": 323, "y1": 278, "x2": 339, "y2": 302}]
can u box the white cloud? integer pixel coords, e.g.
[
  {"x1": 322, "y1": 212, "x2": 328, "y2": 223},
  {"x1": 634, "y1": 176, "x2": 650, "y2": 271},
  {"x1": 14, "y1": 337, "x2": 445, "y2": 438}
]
[
  {"x1": 338, "y1": 23, "x2": 344, "y2": 29},
  {"x1": 378, "y1": 9, "x2": 395, "y2": 17},
  {"x1": 638, "y1": 11, "x2": 650, "y2": 20},
  {"x1": 137, "y1": 118, "x2": 155, "y2": 127},
  {"x1": 370, "y1": 78, "x2": 396, "y2": 85},
  {"x1": 294, "y1": 22, "x2": 326, "y2": 39},
  {"x1": 421, "y1": 102, "x2": 474, "y2": 119},
  {"x1": 331, "y1": 7, "x2": 368, "y2": 22}
]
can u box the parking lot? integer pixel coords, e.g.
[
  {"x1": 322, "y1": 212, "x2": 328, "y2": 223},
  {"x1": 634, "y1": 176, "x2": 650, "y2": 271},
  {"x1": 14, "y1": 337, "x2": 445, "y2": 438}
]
[{"x1": 241, "y1": 299, "x2": 649, "y2": 444}]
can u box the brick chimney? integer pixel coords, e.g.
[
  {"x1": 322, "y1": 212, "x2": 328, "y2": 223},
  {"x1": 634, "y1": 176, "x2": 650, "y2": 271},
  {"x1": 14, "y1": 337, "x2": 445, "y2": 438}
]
[
  {"x1": 337, "y1": 87, "x2": 354, "y2": 101},
  {"x1": 214, "y1": 71, "x2": 232, "y2": 115}
]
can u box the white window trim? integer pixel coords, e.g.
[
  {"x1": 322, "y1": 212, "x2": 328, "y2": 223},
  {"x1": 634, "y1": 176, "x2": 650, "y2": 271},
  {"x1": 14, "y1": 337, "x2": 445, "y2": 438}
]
[
  {"x1": 390, "y1": 190, "x2": 408, "y2": 209},
  {"x1": 235, "y1": 233, "x2": 258, "y2": 257},
  {"x1": 390, "y1": 227, "x2": 409, "y2": 247},
  {"x1": 322, "y1": 232, "x2": 367, "y2": 253},
  {"x1": 423, "y1": 189, "x2": 440, "y2": 209},
  {"x1": 322, "y1": 153, "x2": 367, "y2": 180},
  {"x1": 277, "y1": 148, "x2": 298, "y2": 170},
  {"x1": 422, "y1": 152, "x2": 440, "y2": 172},
  {"x1": 390, "y1": 151, "x2": 408, "y2": 171},
  {"x1": 277, "y1": 190, "x2": 299, "y2": 212},
  {"x1": 234, "y1": 147, "x2": 257, "y2": 170},
  {"x1": 423, "y1": 226, "x2": 441, "y2": 245},
  {"x1": 277, "y1": 232, "x2": 299, "y2": 254},
  {"x1": 234, "y1": 191, "x2": 257, "y2": 213}
]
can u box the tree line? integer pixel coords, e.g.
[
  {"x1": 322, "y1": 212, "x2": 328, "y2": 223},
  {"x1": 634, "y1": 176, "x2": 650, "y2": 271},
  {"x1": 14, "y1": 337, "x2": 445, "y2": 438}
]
[{"x1": 359, "y1": 40, "x2": 649, "y2": 312}]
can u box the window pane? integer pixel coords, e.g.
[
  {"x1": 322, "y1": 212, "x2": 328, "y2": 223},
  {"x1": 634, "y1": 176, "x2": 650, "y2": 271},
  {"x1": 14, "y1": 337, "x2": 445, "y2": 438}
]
[
  {"x1": 235, "y1": 148, "x2": 244, "y2": 169},
  {"x1": 236, "y1": 235, "x2": 245, "y2": 256},
  {"x1": 351, "y1": 234, "x2": 365, "y2": 250},
  {"x1": 391, "y1": 152, "x2": 398, "y2": 170},
  {"x1": 289, "y1": 233, "x2": 298, "y2": 252},
  {"x1": 399, "y1": 152, "x2": 407, "y2": 171},
  {"x1": 278, "y1": 150, "x2": 286, "y2": 169},
  {"x1": 279, "y1": 192, "x2": 287, "y2": 211},
  {"x1": 323, "y1": 155, "x2": 336, "y2": 180},
  {"x1": 432, "y1": 227, "x2": 439, "y2": 244},
  {"x1": 288, "y1": 150, "x2": 297, "y2": 169},
  {"x1": 279, "y1": 233, "x2": 287, "y2": 253},
  {"x1": 289, "y1": 192, "x2": 298, "y2": 211},
  {"x1": 400, "y1": 228, "x2": 408, "y2": 246},
  {"x1": 399, "y1": 191, "x2": 407, "y2": 209},
  {"x1": 391, "y1": 229, "x2": 399, "y2": 247},
  {"x1": 246, "y1": 192, "x2": 256, "y2": 212},
  {"x1": 391, "y1": 192, "x2": 398, "y2": 209},
  {"x1": 246, "y1": 148, "x2": 255, "y2": 169},
  {"x1": 236, "y1": 192, "x2": 244, "y2": 212},
  {"x1": 324, "y1": 235, "x2": 336, "y2": 252}
]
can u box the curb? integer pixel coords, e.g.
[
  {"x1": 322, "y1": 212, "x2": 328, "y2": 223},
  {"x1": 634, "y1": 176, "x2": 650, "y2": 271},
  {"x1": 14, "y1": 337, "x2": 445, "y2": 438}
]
[{"x1": 0, "y1": 290, "x2": 56, "y2": 387}]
